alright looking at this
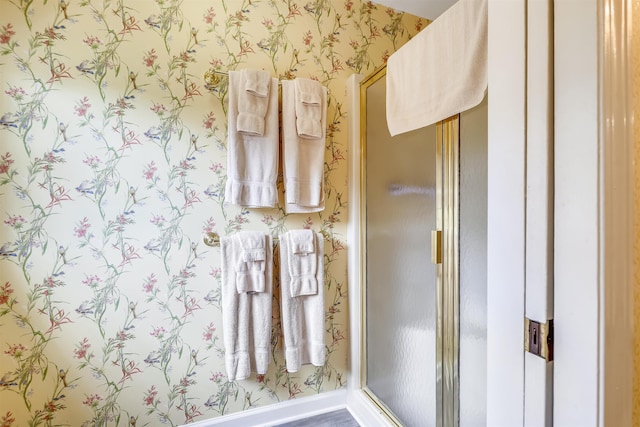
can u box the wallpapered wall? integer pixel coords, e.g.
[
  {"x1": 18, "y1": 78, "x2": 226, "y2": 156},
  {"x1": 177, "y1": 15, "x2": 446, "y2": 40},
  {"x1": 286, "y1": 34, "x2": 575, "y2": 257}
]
[{"x1": 0, "y1": 0, "x2": 424, "y2": 425}]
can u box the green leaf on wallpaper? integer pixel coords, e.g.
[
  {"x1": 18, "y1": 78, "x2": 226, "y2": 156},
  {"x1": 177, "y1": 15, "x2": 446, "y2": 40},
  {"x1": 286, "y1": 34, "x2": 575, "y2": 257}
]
[
  {"x1": 42, "y1": 240, "x2": 48, "y2": 254},
  {"x1": 42, "y1": 115, "x2": 48, "y2": 130}
]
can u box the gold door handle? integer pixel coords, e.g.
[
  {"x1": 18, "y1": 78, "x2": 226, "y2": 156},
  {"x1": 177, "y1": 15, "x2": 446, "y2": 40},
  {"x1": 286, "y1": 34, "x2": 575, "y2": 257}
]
[{"x1": 431, "y1": 230, "x2": 442, "y2": 264}]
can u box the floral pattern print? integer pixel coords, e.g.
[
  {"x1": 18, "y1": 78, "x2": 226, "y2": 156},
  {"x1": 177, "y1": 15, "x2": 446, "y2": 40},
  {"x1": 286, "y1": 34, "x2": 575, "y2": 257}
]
[{"x1": 0, "y1": 0, "x2": 423, "y2": 425}]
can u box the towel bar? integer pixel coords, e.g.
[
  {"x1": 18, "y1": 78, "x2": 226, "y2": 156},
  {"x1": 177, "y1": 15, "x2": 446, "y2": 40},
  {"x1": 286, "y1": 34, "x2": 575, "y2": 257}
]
[
  {"x1": 203, "y1": 231, "x2": 279, "y2": 247},
  {"x1": 203, "y1": 68, "x2": 330, "y2": 94}
]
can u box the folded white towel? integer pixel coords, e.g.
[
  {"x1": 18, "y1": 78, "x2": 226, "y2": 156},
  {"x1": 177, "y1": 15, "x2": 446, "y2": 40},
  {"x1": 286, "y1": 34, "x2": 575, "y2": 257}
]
[
  {"x1": 287, "y1": 229, "x2": 318, "y2": 297},
  {"x1": 281, "y1": 79, "x2": 327, "y2": 213},
  {"x1": 290, "y1": 229, "x2": 315, "y2": 255},
  {"x1": 243, "y1": 68, "x2": 270, "y2": 97},
  {"x1": 225, "y1": 70, "x2": 279, "y2": 208},
  {"x1": 236, "y1": 231, "x2": 267, "y2": 294},
  {"x1": 221, "y1": 232, "x2": 273, "y2": 380},
  {"x1": 279, "y1": 230, "x2": 325, "y2": 372},
  {"x1": 294, "y1": 78, "x2": 323, "y2": 139},
  {"x1": 237, "y1": 69, "x2": 271, "y2": 136},
  {"x1": 386, "y1": 0, "x2": 488, "y2": 136}
]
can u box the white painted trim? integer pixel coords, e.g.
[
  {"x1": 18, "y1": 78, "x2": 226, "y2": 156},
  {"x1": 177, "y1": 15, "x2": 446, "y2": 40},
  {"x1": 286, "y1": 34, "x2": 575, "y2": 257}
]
[
  {"x1": 346, "y1": 389, "x2": 394, "y2": 427},
  {"x1": 599, "y1": 0, "x2": 634, "y2": 425},
  {"x1": 182, "y1": 389, "x2": 348, "y2": 427},
  {"x1": 344, "y1": 71, "x2": 395, "y2": 427},
  {"x1": 486, "y1": 0, "x2": 527, "y2": 425},
  {"x1": 524, "y1": 1, "x2": 554, "y2": 426},
  {"x1": 554, "y1": 1, "x2": 601, "y2": 426},
  {"x1": 346, "y1": 73, "x2": 364, "y2": 394}
]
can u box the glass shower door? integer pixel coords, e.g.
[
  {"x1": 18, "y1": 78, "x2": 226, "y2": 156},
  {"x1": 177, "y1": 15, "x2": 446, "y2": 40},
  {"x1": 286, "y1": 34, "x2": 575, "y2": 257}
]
[{"x1": 361, "y1": 67, "x2": 439, "y2": 426}]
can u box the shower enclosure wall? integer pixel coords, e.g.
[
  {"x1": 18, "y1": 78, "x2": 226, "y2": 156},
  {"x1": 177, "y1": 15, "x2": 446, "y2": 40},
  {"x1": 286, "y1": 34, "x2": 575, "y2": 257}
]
[{"x1": 359, "y1": 66, "x2": 488, "y2": 427}]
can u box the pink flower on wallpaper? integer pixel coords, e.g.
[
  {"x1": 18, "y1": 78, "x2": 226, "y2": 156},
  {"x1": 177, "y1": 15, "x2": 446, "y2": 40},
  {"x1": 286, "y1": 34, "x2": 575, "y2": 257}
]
[
  {"x1": 83, "y1": 154, "x2": 100, "y2": 168},
  {"x1": 303, "y1": 217, "x2": 313, "y2": 229},
  {"x1": 209, "y1": 371, "x2": 224, "y2": 383},
  {"x1": 82, "y1": 275, "x2": 101, "y2": 288},
  {"x1": 262, "y1": 18, "x2": 274, "y2": 30},
  {"x1": 142, "y1": 274, "x2": 158, "y2": 293},
  {"x1": 202, "y1": 322, "x2": 216, "y2": 341},
  {"x1": 82, "y1": 394, "x2": 102, "y2": 407},
  {"x1": 74, "y1": 338, "x2": 91, "y2": 360},
  {"x1": 208, "y1": 267, "x2": 221, "y2": 280},
  {"x1": 4, "y1": 343, "x2": 26, "y2": 358},
  {"x1": 344, "y1": 0, "x2": 354, "y2": 11},
  {"x1": 0, "y1": 411, "x2": 15, "y2": 427},
  {"x1": 209, "y1": 58, "x2": 223, "y2": 69},
  {"x1": 150, "y1": 326, "x2": 166, "y2": 338},
  {"x1": 203, "y1": 7, "x2": 216, "y2": 24},
  {"x1": 4, "y1": 86, "x2": 26, "y2": 100},
  {"x1": 4, "y1": 214, "x2": 25, "y2": 229},
  {"x1": 143, "y1": 161, "x2": 157, "y2": 180},
  {"x1": 0, "y1": 282, "x2": 14, "y2": 305},
  {"x1": 0, "y1": 23, "x2": 15, "y2": 44},
  {"x1": 143, "y1": 49, "x2": 158, "y2": 67},
  {"x1": 202, "y1": 218, "x2": 216, "y2": 234},
  {"x1": 0, "y1": 152, "x2": 14, "y2": 174},
  {"x1": 208, "y1": 162, "x2": 223, "y2": 174},
  {"x1": 74, "y1": 217, "x2": 91, "y2": 238},
  {"x1": 150, "y1": 103, "x2": 166, "y2": 115},
  {"x1": 143, "y1": 385, "x2": 158, "y2": 406},
  {"x1": 82, "y1": 35, "x2": 101, "y2": 48},
  {"x1": 202, "y1": 112, "x2": 215, "y2": 129},
  {"x1": 74, "y1": 97, "x2": 92, "y2": 117},
  {"x1": 150, "y1": 216, "x2": 166, "y2": 229},
  {"x1": 303, "y1": 31, "x2": 313, "y2": 46}
]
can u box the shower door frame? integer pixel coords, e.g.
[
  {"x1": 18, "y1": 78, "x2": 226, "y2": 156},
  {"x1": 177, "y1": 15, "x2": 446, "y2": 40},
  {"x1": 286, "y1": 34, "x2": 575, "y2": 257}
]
[{"x1": 358, "y1": 64, "x2": 461, "y2": 427}]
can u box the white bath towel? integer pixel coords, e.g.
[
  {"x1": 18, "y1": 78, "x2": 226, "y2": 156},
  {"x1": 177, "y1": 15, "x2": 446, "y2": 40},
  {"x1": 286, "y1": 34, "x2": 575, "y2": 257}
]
[
  {"x1": 236, "y1": 231, "x2": 267, "y2": 294},
  {"x1": 225, "y1": 70, "x2": 279, "y2": 208},
  {"x1": 294, "y1": 78, "x2": 323, "y2": 139},
  {"x1": 281, "y1": 79, "x2": 327, "y2": 213},
  {"x1": 279, "y1": 230, "x2": 325, "y2": 372},
  {"x1": 287, "y1": 229, "x2": 318, "y2": 297},
  {"x1": 386, "y1": 0, "x2": 488, "y2": 136},
  {"x1": 237, "y1": 69, "x2": 271, "y2": 136},
  {"x1": 221, "y1": 232, "x2": 273, "y2": 380}
]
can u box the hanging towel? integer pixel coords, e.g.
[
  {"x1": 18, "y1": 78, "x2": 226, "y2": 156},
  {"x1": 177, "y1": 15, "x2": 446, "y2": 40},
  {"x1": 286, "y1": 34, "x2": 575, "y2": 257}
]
[
  {"x1": 279, "y1": 230, "x2": 325, "y2": 372},
  {"x1": 237, "y1": 69, "x2": 271, "y2": 136},
  {"x1": 386, "y1": 0, "x2": 488, "y2": 136},
  {"x1": 281, "y1": 79, "x2": 327, "y2": 213},
  {"x1": 221, "y1": 231, "x2": 273, "y2": 380},
  {"x1": 287, "y1": 229, "x2": 318, "y2": 297},
  {"x1": 236, "y1": 231, "x2": 267, "y2": 294},
  {"x1": 294, "y1": 78, "x2": 323, "y2": 139},
  {"x1": 225, "y1": 70, "x2": 279, "y2": 208}
]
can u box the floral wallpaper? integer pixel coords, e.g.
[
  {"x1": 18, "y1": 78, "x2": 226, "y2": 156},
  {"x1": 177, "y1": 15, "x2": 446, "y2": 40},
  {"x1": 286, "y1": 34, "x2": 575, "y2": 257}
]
[{"x1": 0, "y1": 0, "x2": 424, "y2": 425}]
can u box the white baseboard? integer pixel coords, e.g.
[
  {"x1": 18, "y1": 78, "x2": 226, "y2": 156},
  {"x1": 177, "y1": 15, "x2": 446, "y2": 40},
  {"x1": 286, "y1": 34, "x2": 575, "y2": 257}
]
[{"x1": 183, "y1": 389, "x2": 348, "y2": 427}]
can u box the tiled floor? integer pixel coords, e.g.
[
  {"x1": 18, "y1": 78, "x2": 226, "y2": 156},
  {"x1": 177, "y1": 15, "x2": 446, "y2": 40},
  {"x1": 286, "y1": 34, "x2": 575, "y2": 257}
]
[{"x1": 271, "y1": 409, "x2": 360, "y2": 427}]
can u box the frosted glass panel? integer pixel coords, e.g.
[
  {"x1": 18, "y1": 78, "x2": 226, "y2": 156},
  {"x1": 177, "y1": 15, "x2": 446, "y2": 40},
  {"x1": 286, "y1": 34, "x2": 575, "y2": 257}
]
[
  {"x1": 365, "y1": 75, "x2": 438, "y2": 426},
  {"x1": 459, "y1": 96, "x2": 488, "y2": 426}
]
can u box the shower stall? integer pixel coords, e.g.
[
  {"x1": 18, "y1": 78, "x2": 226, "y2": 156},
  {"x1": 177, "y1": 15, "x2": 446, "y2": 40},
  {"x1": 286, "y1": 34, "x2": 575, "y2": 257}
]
[{"x1": 358, "y1": 66, "x2": 488, "y2": 427}]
